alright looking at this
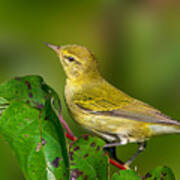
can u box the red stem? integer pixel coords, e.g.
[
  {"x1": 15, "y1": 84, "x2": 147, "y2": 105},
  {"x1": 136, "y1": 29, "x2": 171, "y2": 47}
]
[
  {"x1": 59, "y1": 114, "x2": 74, "y2": 137},
  {"x1": 109, "y1": 159, "x2": 127, "y2": 170},
  {"x1": 65, "y1": 132, "x2": 77, "y2": 141},
  {"x1": 65, "y1": 133, "x2": 126, "y2": 170}
]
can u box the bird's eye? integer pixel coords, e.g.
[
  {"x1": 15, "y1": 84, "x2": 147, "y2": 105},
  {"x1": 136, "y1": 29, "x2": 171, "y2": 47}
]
[{"x1": 67, "y1": 56, "x2": 75, "y2": 62}]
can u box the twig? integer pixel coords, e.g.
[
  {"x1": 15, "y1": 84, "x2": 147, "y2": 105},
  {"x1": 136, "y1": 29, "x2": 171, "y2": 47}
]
[
  {"x1": 109, "y1": 159, "x2": 126, "y2": 170},
  {"x1": 51, "y1": 96, "x2": 74, "y2": 137},
  {"x1": 58, "y1": 114, "x2": 74, "y2": 137},
  {"x1": 65, "y1": 132, "x2": 77, "y2": 141}
]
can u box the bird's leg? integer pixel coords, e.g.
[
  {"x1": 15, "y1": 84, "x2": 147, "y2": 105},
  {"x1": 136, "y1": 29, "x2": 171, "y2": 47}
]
[
  {"x1": 103, "y1": 138, "x2": 128, "y2": 164},
  {"x1": 125, "y1": 142, "x2": 147, "y2": 166},
  {"x1": 103, "y1": 142, "x2": 124, "y2": 148},
  {"x1": 104, "y1": 146, "x2": 124, "y2": 164},
  {"x1": 104, "y1": 140, "x2": 147, "y2": 166},
  {"x1": 103, "y1": 137, "x2": 128, "y2": 148}
]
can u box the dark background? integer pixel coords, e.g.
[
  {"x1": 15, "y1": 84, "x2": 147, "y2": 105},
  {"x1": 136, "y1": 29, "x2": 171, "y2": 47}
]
[{"x1": 0, "y1": 0, "x2": 180, "y2": 179}]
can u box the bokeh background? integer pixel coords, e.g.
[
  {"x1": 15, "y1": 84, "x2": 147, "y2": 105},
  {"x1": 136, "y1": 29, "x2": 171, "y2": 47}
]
[{"x1": 0, "y1": 0, "x2": 180, "y2": 179}]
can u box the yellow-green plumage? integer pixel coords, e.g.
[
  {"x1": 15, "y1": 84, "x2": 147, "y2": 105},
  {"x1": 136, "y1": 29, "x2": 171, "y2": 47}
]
[{"x1": 47, "y1": 44, "x2": 180, "y2": 145}]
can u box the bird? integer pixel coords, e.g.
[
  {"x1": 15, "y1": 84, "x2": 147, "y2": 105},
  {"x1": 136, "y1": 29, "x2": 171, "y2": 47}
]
[{"x1": 46, "y1": 43, "x2": 180, "y2": 165}]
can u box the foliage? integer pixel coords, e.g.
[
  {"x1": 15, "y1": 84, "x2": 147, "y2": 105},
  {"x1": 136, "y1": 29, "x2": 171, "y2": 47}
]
[
  {"x1": 112, "y1": 170, "x2": 141, "y2": 180},
  {"x1": 69, "y1": 135, "x2": 108, "y2": 180},
  {"x1": 0, "y1": 76, "x2": 69, "y2": 179},
  {"x1": 0, "y1": 76, "x2": 176, "y2": 179},
  {"x1": 143, "y1": 166, "x2": 175, "y2": 180}
]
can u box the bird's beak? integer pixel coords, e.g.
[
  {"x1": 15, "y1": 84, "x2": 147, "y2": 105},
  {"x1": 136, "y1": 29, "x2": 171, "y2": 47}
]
[{"x1": 44, "y1": 42, "x2": 61, "y2": 53}]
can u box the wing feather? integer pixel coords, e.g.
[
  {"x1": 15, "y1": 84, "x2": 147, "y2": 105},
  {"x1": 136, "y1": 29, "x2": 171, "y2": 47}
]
[{"x1": 73, "y1": 93, "x2": 180, "y2": 125}]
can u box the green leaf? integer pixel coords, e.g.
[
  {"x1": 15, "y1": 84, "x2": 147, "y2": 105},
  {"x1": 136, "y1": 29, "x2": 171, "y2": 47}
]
[
  {"x1": 0, "y1": 96, "x2": 9, "y2": 115},
  {"x1": 112, "y1": 170, "x2": 141, "y2": 180},
  {"x1": 0, "y1": 76, "x2": 46, "y2": 107},
  {"x1": 144, "y1": 166, "x2": 175, "y2": 180},
  {"x1": 0, "y1": 75, "x2": 69, "y2": 180},
  {"x1": 69, "y1": 135, "x2": 109, "y2": 180}
]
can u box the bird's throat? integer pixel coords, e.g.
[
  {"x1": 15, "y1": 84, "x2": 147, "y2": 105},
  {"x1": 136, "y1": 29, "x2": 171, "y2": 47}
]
[{"x1": 67, "y1": 69, "x2": 102, "y2": 85}]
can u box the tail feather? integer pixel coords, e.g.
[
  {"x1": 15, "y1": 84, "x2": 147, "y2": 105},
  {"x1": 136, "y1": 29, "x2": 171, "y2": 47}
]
[{"x1": 149, "y1": 121, "x2": 180, "y2": 135}]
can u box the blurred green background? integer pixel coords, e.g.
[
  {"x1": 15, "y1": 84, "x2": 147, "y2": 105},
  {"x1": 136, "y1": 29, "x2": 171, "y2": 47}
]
[{"x1": 0, "y1": 0, "x2": 180, "y2": 179}]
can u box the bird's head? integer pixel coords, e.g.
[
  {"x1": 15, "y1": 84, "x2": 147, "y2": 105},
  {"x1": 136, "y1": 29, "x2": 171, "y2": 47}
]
[{"x1": 46, "y1": 43, "x2": 98, "y2": 80}]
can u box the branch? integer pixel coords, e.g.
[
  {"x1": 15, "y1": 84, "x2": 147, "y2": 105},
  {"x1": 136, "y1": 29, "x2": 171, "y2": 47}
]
[
  {"x1": 58, "y1": 114, "x2": 75, "y2": 137},
  {"x1": 109, "y1": 159, "x2": 127, "y2": 170}
]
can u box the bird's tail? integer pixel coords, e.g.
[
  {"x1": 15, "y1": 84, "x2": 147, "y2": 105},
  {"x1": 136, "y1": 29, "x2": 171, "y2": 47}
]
[{"x1": 149, "y1": 120, "x2": 180, "y2": 135}]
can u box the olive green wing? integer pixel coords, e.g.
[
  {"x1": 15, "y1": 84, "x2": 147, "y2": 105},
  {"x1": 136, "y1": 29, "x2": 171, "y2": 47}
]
[{"x1": 73, "y1": 92, "x2": 180, "y2": 125}]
